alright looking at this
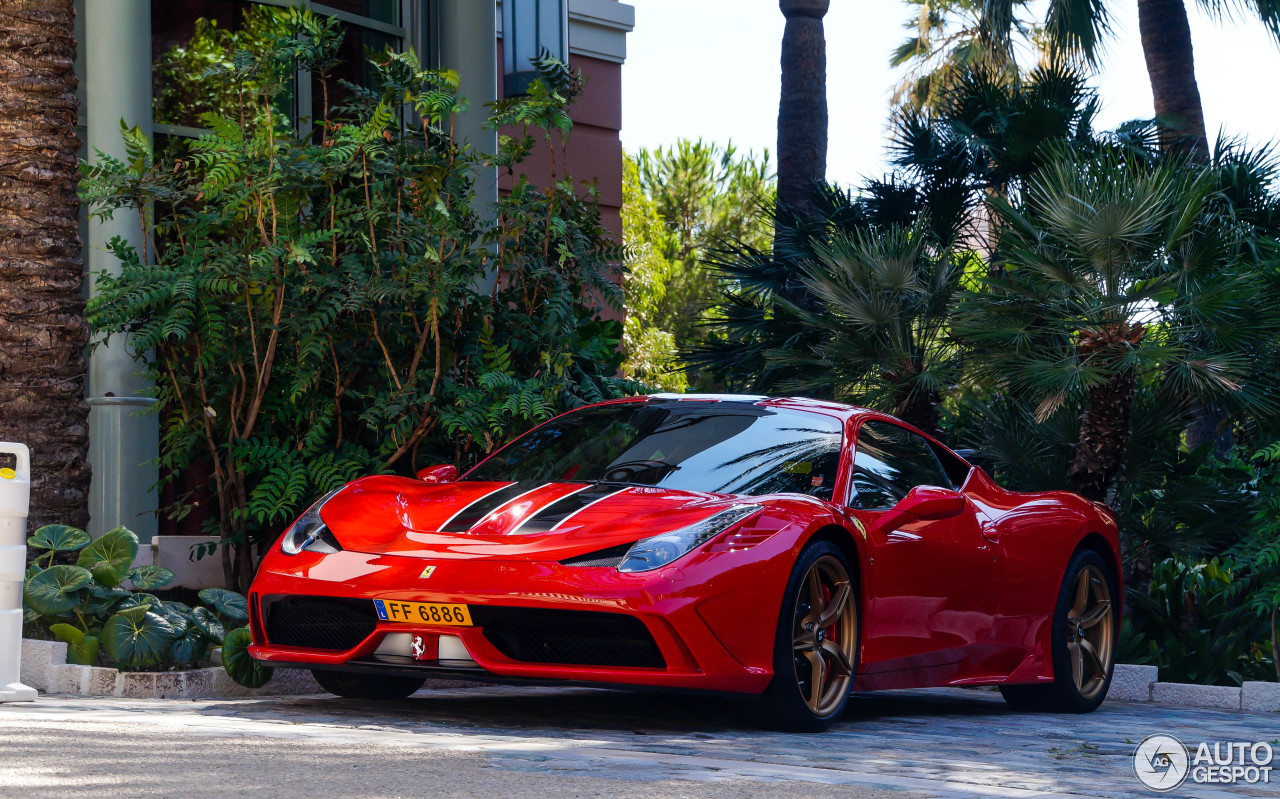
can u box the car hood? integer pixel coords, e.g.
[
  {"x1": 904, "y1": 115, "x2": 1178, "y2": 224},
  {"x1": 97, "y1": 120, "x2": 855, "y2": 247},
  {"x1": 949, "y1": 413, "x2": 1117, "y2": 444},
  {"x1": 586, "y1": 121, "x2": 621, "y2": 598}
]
[{"x1": 318, "y1": 475, "x2": 755, "y2": 560}]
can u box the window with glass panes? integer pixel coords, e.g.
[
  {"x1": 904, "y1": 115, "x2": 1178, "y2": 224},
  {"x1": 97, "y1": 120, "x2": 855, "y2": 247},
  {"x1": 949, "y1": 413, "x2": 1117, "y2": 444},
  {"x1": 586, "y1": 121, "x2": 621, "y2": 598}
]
[{"x1": 151, "y1": 0, "x2": 419, "y2": 139}]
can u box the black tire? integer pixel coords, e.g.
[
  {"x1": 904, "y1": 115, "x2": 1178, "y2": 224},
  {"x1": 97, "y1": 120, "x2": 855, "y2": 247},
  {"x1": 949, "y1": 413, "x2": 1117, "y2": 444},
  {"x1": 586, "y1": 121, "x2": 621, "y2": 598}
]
[
  {"x1": 1000, "y1": 548, "x2": 1118, "y2": 713},
  {"x1": 312, "y1": 669, "x2": 425, "y2": 700},
  {"x1": 757, "y1": 539, "x2": 859, "y2": 732}
]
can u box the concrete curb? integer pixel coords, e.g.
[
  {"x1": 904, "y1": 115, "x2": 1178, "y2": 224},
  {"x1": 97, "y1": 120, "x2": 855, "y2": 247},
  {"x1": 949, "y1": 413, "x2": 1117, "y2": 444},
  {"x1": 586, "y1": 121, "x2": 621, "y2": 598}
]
[
  {"x1": 20, "y1": 638, "x2": 322, "y2": 699},
  {"x1": 21, "y1": 640, "x2": 1279, "y2": 707},
  {"x1": 1108, "y1": 663, "x2": 1279, "y2": 711}
]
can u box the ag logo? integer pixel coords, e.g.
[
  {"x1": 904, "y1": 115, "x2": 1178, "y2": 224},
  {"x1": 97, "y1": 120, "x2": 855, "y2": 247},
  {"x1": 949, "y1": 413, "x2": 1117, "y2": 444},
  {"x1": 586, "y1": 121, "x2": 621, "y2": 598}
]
[
  {"x1": 1134, "y1": 734, "x2": 1190, "y2": 792},
  {"x1": 852, "y1": 518, "x2": 867, "y2": 539},
  {"x1": 419, "y1": 565, "x2": 436, "y2": 579},
  {"x1": 411, "y1": 635, "x2": 427, "y2": 659}
]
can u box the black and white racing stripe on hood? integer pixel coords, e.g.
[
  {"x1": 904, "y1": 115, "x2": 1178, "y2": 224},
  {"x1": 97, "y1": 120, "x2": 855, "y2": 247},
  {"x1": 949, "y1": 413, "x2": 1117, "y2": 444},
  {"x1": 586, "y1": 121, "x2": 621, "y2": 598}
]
[
  {"x1": 439, "y1": 482, "x2": 526, "y2": 532},
  {"x1": 438, "y1": 481, "x2": 631, "y2": 534},
  {"x1": 509, "y1": 484, "x2": 630, "y2": 535}
]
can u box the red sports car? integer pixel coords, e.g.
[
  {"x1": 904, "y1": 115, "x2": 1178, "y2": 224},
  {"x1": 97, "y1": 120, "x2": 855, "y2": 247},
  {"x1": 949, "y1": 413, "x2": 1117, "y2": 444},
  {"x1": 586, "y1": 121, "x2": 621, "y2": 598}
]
[{"x1": 248, "y1": 395, "x2": 1121, "y2": 730}]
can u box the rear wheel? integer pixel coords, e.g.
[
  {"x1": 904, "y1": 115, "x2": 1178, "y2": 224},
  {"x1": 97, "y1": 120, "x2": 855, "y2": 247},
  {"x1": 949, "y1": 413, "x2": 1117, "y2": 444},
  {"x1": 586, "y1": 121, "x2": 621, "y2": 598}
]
[
  {"x1": 758, "y1": 540, "x2": 859, "y2": 732},
  {"x1": 1000, "y1": 549, "x2": 1117, "y2": 713},
  {"x1": 312, "y1": 669, "x2": 425, "y2": 700}
]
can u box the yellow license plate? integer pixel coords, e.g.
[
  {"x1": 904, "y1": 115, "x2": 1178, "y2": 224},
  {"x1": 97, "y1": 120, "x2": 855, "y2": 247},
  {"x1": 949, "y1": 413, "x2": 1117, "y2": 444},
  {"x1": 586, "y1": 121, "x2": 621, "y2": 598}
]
[{"x1": 373, "y1": 599, "x2": 472, "y2": 626}]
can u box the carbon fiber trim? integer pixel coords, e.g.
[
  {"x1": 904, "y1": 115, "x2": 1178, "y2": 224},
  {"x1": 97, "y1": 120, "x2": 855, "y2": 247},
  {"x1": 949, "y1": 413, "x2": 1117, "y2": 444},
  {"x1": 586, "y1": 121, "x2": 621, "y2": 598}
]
[{"x1": 560, "y1": 542, "x2": 633, "y2": 568}]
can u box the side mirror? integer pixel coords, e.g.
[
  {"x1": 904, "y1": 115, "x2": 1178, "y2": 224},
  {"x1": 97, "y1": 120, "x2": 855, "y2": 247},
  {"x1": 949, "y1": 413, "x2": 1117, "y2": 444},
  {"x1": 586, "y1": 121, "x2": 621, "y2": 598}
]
[
  {"x1": 876, "y1": 485, "x2": 965, "y2": 532},
  {"x1": 416, "y1": 464, "x2": 459, "y2": 484}
]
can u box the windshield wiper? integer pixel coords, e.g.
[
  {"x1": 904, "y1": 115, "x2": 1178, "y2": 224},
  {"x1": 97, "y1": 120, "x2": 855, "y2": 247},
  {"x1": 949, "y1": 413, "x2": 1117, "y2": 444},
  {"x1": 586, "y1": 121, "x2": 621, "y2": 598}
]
[{"x1": 590, "y1": 479, "x2": 671, "y2": 489}]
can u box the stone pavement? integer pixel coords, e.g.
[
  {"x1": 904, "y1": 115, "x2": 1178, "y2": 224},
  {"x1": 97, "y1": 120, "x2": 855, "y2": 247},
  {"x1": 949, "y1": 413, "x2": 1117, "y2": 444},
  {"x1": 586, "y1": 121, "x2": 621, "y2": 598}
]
[{"x1": 0, "y1": 680, "x2": 1276, "y2": 798}]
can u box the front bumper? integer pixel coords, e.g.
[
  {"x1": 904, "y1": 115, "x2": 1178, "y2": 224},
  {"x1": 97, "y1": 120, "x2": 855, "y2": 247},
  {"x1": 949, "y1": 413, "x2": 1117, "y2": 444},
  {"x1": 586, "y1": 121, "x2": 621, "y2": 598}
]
[{"x1": 247, "y1": 547, "x2": 788, "y2": 694}]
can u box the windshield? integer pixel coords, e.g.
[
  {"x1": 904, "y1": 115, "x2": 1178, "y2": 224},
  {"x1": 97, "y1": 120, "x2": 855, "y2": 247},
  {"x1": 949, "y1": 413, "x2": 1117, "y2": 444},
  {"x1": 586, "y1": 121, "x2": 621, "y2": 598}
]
[{"x1": 465, "y1": 401, "x2": 844, "y2": 500}]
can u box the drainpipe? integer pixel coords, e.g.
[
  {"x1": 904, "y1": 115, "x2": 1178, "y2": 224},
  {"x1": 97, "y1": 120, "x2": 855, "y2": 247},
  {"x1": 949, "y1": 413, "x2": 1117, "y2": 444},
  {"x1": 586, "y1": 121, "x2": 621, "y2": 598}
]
[
  {"x1": 83, "y1": 0, "x2": 159, "y2": 542},
  {"x1": 0, "y1": 443, "x2": 36, "y2": 702},
  {"x1": 439, "y1": 0, "x2": 500, "y2": 291}
]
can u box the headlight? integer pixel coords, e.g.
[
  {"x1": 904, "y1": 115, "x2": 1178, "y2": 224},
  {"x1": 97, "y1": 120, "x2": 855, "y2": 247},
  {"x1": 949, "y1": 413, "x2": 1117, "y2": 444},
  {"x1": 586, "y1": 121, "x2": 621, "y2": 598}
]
[
  {"x1": 617, "y1": 505, "x2": 763, "y2": 573},
  {"x1": 280, "y1": 488, "x2": 345, "y2": 555}
]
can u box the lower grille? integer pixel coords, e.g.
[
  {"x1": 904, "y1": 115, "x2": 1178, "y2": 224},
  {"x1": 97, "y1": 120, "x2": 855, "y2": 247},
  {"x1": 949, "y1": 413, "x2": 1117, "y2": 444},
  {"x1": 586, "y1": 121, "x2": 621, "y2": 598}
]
[
  {"x1": 476, "y1": 607, "x2": 665, "y2": 668},
  {"x1": 263, "y1": 596, "x2": 377, "y2": 651}
]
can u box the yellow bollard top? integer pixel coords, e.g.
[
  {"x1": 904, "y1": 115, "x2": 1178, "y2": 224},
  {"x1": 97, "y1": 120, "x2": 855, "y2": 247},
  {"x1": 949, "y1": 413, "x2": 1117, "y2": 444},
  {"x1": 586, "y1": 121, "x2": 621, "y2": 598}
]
[{"x1": 0, "y1": 468, "x2": 14, "y2": 480}]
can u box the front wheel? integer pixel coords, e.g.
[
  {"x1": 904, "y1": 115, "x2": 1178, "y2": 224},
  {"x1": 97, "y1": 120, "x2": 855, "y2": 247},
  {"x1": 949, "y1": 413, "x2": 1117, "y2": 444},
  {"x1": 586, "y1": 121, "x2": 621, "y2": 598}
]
[
  {"x1": 758, "y1": 540, "x2": 859, "y2": 731},
  {"x1": 312, "y1": 669, "x2": 425, "y2": 700},
  {"x1": 1000, "y1": 549, "x2": 1117, "y2": 713}
]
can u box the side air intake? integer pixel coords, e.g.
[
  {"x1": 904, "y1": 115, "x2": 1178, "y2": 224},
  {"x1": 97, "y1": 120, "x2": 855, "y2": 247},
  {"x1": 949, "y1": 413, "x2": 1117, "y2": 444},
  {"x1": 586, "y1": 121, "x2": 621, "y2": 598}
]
[
  {"x1": 263, "y1": 596, "x2": 378, "y2": 651},
  {"x1": 474, "y1": 607, "x2": 665, "y2": 668}
]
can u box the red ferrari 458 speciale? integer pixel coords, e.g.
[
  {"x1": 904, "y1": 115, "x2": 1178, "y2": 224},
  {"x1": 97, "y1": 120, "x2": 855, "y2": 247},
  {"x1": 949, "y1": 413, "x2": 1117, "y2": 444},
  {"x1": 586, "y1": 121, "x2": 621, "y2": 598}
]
[{"x1": 248, "y1": 394, "x2": 1121, "y2": 730}]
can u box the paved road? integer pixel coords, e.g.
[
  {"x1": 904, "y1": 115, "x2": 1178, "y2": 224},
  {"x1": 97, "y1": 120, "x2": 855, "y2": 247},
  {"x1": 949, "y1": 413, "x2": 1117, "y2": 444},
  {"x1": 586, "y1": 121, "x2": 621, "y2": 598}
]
[{"x1": 1, "y1": 680, "x2": 1276, "y2": 799}]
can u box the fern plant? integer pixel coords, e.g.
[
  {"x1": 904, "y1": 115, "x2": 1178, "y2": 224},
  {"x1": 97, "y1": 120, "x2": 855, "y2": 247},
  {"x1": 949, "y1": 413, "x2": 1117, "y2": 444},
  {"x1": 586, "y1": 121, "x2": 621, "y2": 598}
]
[
  {"x1": 82, "y1": 13, "x2": 640, "y2": 592},
  {"x1": 1225, "y1": 444, "x2": 1280, "y2": 680}
]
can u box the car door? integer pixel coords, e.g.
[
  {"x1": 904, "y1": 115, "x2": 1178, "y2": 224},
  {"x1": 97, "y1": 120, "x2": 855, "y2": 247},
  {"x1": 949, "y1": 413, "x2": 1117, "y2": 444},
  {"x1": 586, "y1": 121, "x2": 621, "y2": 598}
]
[{"x1": 849, "y1": 420, "x2": 1000, "y2": 680}]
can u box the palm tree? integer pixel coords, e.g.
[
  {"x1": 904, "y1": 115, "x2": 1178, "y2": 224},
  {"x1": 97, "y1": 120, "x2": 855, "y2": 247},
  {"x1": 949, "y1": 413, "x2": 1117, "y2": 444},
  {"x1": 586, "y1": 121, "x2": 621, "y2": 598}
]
[
  {"x1": 777, "y1": 0, "x2": 830, "y2": 219},
  {"x1": 887, "y1": 63, "x2": 1107, "y2": 256},
  {"x1": 789, "y1": 223, "x2": 965, "y2": 435},
  {"x1": 956, "y1": 148, "x2": 1280, "y2": 501},
  {"x1": 929, "y1": 0, "x2": 1280, "y2": 154},
  {"x1": 890, "y1": 0, "x2": 1034, "y2": 109},
  {"x1": 694, "y1": 174, "x2": 973, "y2": 425},
  {"x1": 695, "y1": 67, "x2": 1093, "y2": 403},
  {"x1": 0, "y1": 0, "x2": 90, "y2": 529}
]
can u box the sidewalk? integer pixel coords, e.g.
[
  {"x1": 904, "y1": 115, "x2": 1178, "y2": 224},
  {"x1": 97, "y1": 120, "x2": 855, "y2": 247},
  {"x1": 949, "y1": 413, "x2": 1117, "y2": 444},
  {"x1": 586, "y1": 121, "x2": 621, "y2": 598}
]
[{"x1": 1, "y1": 684, "x2": 1276, "y2": 798}]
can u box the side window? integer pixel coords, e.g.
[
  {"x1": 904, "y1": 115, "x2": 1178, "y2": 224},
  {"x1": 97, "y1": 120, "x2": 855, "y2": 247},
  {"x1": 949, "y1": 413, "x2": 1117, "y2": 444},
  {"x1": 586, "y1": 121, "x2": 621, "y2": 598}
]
[{"x1": 848, "y1": 421, "x2": 952, "y2": 509}]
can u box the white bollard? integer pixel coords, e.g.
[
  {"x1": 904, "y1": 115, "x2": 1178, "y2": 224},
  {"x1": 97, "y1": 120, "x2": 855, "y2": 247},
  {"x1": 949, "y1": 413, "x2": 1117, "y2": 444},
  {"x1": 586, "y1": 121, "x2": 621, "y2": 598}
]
[{"x1": 0, "y1": 442, "x2": 36, "y2": 702}]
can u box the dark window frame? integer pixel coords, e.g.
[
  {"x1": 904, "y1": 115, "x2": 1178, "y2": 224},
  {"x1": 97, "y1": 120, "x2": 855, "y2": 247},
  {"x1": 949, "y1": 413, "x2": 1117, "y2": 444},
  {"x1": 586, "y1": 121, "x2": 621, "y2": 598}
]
[
  {"x1": 844, "y1": 418, "x2": 955, "y2": 510},
  {"x1": 150, "y1": 0, "x2": 418, "y2": 142}
]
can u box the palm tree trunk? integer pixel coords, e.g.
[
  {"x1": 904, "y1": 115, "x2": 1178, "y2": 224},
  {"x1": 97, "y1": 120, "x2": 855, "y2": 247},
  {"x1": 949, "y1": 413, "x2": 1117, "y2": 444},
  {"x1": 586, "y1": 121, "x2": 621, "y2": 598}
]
[
  {"x1": 893, "y1": 386, "x2": 941, "y2": 438},
  {"x1": 777, "y1": 0, "x2": 829, "y2": 219},
  {"x1": 1136, "y1": 0, "x2": 1210, "y2": 155},
  {"x1": 1069, "y1": 367, "x2": 1137, "y2": 502},
  {"x1": 1068, "y1": 325, "x2": 1145, "y2": 502},
  {"x1": 1185, "y1": 403, "x2": 1233, "y2": 456},
  {"x1": 0, "y1": 0, "x2": 90, "y2": 530}
]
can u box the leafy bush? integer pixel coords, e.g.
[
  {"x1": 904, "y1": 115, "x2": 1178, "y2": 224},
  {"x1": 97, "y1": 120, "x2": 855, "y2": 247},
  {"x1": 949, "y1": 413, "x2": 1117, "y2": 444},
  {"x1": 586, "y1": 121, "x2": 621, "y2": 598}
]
[
  {"x1": 1124, "y1": 557, "x2": 1274, "y2": 686},
  {"x1": 620, "y1": 142, "x2": 774, "y2": 390},
  {"x1": 1216, "y1": 443, "x2": 1280, "y2": 680},
  {"x1": 81, "y1": 10, "x2": 641, "y2": 592},
  {"x1": 23, "y1": 526, "x2": 250, "y2": 678}
]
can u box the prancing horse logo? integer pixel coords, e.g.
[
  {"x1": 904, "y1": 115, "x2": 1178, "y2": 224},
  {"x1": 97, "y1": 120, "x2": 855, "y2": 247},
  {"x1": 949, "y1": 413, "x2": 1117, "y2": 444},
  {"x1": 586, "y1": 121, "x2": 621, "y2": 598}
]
[
  {"x1": 411, "y1": 635, "x2": 427, "y2": 659},
  {"x1": 419, "y1": 565, "x2": 436, "y2": 579}
]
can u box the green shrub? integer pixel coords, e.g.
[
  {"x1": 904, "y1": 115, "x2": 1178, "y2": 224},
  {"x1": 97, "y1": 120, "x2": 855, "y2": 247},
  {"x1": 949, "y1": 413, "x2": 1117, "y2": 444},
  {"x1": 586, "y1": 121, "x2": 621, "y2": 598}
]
[
  {"x1": 1124, "y1": 557, "x2": 1273, "y2": 685},
  {"x1": 81, "y1": 11, "x2": 642, "y2": 592},
  {"x1": 23, "y1": 525, "x2": 250, "y2": 678}
]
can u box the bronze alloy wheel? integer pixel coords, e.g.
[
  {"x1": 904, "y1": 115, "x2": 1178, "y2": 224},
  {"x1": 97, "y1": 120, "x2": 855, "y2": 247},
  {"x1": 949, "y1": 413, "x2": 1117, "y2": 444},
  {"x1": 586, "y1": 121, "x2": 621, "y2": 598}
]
[
  {"x1": 790, "y1": 555, "x2": 858, "y2": 716},
  {"x1": 1000, "y1": 549, "x2": 1118, "y2": 714},
  {"x1": 1066, "y1": 563, "x2": 1114, "y2": 700}
]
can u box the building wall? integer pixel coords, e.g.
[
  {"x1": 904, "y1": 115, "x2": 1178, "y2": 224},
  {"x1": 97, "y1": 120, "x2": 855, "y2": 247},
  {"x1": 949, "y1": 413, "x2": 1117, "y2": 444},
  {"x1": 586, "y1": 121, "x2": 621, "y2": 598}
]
[
  {"x1": 500, "y1": 0, "x2": 633, "y2": 239},
  {"x1": 500, "y1": 55, "x2": 625, "y2": 237}
]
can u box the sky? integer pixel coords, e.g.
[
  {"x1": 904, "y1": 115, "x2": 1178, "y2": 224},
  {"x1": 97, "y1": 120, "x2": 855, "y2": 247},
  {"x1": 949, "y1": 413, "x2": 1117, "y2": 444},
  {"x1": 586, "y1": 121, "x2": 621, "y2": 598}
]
[{"x1": 620, "y1": 1, "x2": 1280, "y2": 187}]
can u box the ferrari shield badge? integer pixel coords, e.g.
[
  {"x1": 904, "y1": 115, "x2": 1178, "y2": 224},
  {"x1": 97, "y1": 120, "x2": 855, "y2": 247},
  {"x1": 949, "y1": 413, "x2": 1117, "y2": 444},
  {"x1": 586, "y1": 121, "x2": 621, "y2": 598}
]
[
  {"x1": 419, "y1": 565, "x2": 436, "y2": 579},
  {"x1": 852, "y1": 518, "x2": 867, "y2": 539}
]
